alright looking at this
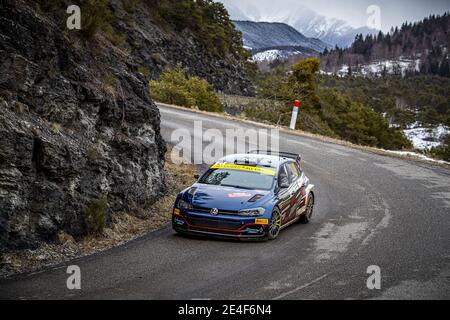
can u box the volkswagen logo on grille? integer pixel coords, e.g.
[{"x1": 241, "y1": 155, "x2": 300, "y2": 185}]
[{"x1": 210, "y1": 208, "x2": 219, "y2": 216}]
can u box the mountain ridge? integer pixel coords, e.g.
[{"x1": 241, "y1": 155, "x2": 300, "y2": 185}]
[
  {"x1": 220, "y1": 0, "x2": 377, "y2": 47},
  {"x1": 233, "y1": 20, "x2": 327, "y2": 53}
]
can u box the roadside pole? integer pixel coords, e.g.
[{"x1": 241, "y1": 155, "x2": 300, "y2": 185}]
[{"x1": 289, "y1": 100, "x2": 300, "y2": 130}]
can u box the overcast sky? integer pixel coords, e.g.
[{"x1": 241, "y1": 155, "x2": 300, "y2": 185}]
[{"x1": 221, "y1": 0, "x2": 450, "y2": 31}]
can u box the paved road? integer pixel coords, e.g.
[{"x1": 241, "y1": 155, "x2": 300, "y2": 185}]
[{"x1": 1, "y1": 104, "x2": 449, "y2": 300}]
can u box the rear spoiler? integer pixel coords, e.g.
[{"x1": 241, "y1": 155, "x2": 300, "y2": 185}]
[{"x1": 248, "y1": 150, "x2": 302, "y2": 163}]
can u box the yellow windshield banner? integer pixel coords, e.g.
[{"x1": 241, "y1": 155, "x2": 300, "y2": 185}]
[
  {"x1": 291, "y1": 163, "x2": 299, "y2": 177},
  {"x1": 211, "y1": 163, "x2": 276, "y2": 176}
]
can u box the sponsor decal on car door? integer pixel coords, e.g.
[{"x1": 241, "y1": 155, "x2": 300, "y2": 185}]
[
  {"x1": 286, "y1": 162, "x2": 302, "y2": 222},
  {"x1": 277, "y1": 165, "x2": 293, "y2": 225}
]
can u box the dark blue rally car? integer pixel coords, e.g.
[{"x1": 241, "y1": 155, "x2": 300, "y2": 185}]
[{"x1": 172, "y1": 151, "x2": 315, "y2": 241}]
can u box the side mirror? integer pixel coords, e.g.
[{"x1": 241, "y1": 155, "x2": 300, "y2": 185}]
[
  {"x1": 278, "y1": 178, "x2": 290, "y2": 189},
  {"x1": 194, "y1": 174, "x2": 200, "y2": 180},
  {"x1": 279, "y1": 182, "x2": 290, "y2": 189}
]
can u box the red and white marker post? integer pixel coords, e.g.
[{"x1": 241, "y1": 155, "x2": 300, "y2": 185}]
[{"x1": 289, "y1": 100, "x2": 300, "y2": 130}]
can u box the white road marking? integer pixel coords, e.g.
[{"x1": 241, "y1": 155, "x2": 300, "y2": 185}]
[
  {"x1": 273, "y1": 274, "x2": 329, "y2": 300},
  {"x1": 362, "y1": 198, "x2": 392, "y2": 246},
  {"x1": 159, "y1": 107, "x2": 242, "y2": 129}
]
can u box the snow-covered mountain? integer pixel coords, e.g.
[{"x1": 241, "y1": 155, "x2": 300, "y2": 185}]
[
  {"x1": 233, "y1": 21, "x2": 327, "y2": 52},
  {"x1": 220, "y1": 0, "x2": 377, "y2": 48},
  {"x1": 295, "y1": 16, "x2": 376, "y2": 48}
]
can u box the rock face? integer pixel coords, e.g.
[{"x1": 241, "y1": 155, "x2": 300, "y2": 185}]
[
  {"x1": 0, "y1": 1, "x2": 167, "y2": 250},
  {"x1": 0, "y1": 0, "x2": 254, "y2": 250},
  {"x1": 120, "y1": 3, "x2": 254, "y2": 96}
]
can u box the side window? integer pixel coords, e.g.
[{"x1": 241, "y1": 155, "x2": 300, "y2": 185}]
[
  {"x1": 278, "y1": 165, "x2": 289, "y2": 187},
  {"x1": 285, "y1": 162, "x2": 298, "y2": 183},
  {"x1": 291, "y1": 162, "x2": 300, "y2": 179},
  {"x1": 294, "y1": 162, "x2": 303, "y2": 176}
]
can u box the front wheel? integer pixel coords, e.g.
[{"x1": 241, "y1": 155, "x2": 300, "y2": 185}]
[
  {"x1": 268, "y1": 208, "x2": 282, "y2": 240},
  {"x1": 299, "y1": 193, "x2": 314, "y2": 224}
]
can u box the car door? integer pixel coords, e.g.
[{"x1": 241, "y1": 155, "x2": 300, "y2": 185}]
[
  {"x1": 278, "y1": 162, "x2": 299, "y2": 225},
  {"x1": 277, "y1": 164, "x2": 294, "y2": 225},
  {"x1": 285, "y1": 161, "x2": 302, "y2": 222},
  {"x1": 294, "y1": 162, "x2": 308, "y2": 214}
]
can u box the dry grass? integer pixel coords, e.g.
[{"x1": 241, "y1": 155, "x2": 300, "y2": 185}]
[{"x1": 0, "y1": 146, "x2": 197, "y2": 278}]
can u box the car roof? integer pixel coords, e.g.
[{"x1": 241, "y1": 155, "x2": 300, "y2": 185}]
[{"x1": 216, "y1": 154, "x2": 294, "y2": 169}]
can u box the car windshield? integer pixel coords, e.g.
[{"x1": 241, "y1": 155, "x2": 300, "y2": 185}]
[{"x1": 199, "y1": 166, "x2": 275, "y2": 190}]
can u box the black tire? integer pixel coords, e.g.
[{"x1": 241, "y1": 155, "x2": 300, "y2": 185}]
[
  {"x1": 268, "y1": 207, "x2": 282, "y2": 240},
  {"x1": 173, "y1": 228, "x2": 183, "y2": 235},
  {"x1": 299, "y1": 193, "x2": 314, "y2": 224}
]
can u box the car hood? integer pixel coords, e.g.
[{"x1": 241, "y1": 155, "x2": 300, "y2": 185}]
[{"x1": 185, "y1": 184, "x2": 271, "y2": 211}]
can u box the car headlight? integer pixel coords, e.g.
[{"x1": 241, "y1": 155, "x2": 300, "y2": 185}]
[
  {"x1": 178, "y1": 199, "x2": 193, "y2": 211},
  {"x1": 238, "y1": 208, "x2": 265, "y2": 217}
]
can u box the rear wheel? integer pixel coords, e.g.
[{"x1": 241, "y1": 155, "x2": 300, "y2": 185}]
[
  {"x1": 268, "y1": 208, "x2": 282, "y2": 240},
  {"x1": 299, "y1": 193, "x2": 314, "y2": 224}
]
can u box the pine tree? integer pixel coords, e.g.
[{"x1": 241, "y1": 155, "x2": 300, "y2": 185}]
[
  {"x1": 321, "y1": 13, "x2": 450, "y2": 76},
  {"x1": 439, "y1": 59, "x2": 450, "y2": 77}
]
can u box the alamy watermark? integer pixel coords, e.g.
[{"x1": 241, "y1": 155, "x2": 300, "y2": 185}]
[
  {"x1": 367, "y1": 5, "x2": 382, "y2": 30},
  {"x1": 171, "y1": 121, "x2": 280, "y2": 165},
  {"x1": 366, "y1": 265, "x2": 381, "y2": 290},
  {"x1": 64, "y1": 4, "x2": 383, "y2": 35},
  {"x1": 66, "y1": 5, "x2": 81, "y2": 30},
  {"x1": 67, "y1": 265, "x2": 81, "y2": 290}
]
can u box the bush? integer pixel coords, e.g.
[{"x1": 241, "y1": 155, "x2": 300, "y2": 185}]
[
  {"x1": 319, "y1": 74, "x2": 450, "y2": 128},
  {"x1": 46, "y1": 0, "x2": 124, "y2": 44},
  {"x1": 428, "y1": 146, "x2": 450, "y2": 161},
  {"x1": 151, "y1": 81, "x2": 195, "y2": 107},
  {"x1": 150, "y1": 66, "x2": 223, "y2": 112},
  {"x1": 87, "y1": 146, "x2": 102, "y2": 161},
  {"x1": 103, "y1": 23, "x2": 125, "y2": 46},
  {"x1": 428, "y1": 134, "x2": 450, "y2": 161},
  {"x1": 81, "y1": 0, "x2": 112, "y2": 39},
  {"x1": 83, "y1": 194, "x2": 108, "y2": 236},
  {"x1": 122, "y1": 0, "x2": 139, "y2": 14},
  {"x1": 318, "y1": 87, "x2": 412, "y2": 149},
  {"x1": 186, "y1": 77, "x2": 223, "y2": 112},
  {"x1": 138, "y1": 65, "x2": 151, "y2": 77}
]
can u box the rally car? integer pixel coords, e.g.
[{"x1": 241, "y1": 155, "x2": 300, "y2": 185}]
[{"x1": 172, "y1": 151, "x2": 315, "y2": 241}]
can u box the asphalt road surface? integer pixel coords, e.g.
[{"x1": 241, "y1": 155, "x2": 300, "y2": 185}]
[{"x1": 1, "y1": 104, "x2": 449, "y2": 300}]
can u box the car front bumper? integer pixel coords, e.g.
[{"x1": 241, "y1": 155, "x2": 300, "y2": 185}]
[{"x1": 172, "y1": 213, "x2": 269, "y2": 240}]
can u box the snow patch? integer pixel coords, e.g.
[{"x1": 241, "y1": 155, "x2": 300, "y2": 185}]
[
  {"x1": 253, "y1": 49, "x2": 301, "y2": 62},
  {"x1": 253, "y1": 50, "x2": 282, "y2": 62},
  {"x1": 403, "y1": 124, "x2": 449, "y2": 150},
  {"x1": 328, "y1": 57, "x2": 421, "y2": 77},
  {"x1": 384, "y1": 150, "x2": 449, "y2": 165}
]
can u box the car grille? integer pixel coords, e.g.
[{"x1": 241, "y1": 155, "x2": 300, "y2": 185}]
[
  {"x1": 192, "y1": 206, "x2": 240, "y2": 216},
  {"x1": 187, "y1": 216, "x2": 244, "y2": 230}
]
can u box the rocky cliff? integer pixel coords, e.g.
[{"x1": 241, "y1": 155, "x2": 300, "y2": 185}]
[
  {"x1": 0, "y1": 0, "x2": 252, "y2": 250},
  {"x1": 0, "y1": 0, "x2": 168, "y2": 250}
]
